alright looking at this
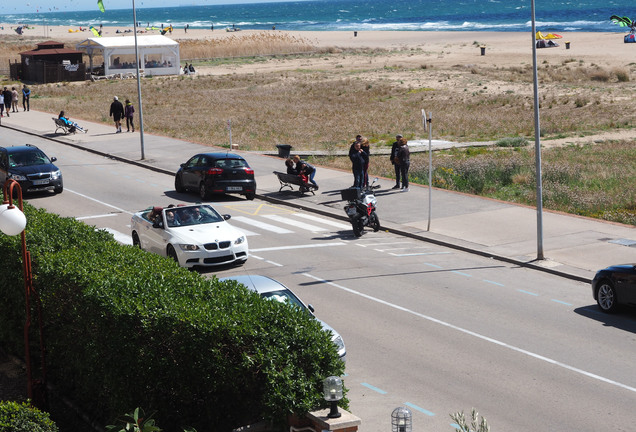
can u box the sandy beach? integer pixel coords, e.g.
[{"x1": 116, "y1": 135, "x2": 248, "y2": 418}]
[{"x1": 1, "y1": 23, "x2": 632, "y2": 70}]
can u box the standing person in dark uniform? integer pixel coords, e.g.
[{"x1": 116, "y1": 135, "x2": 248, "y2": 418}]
[
  {"x1": 396, "y1": 137, "x2": 410, "y2": 192},
  {"x1": 390, "y1": 134, "x2": 403, "y2": 189},
  {"x1": 22, "y1": 85, "x2": 30, "y2": 111},
  {"x1": 359, "y1": 136, "x2": 370, "y2": 187},
  {"x1": 109, "y1": 96, "x2": 124, "y2": 133},
  {"x1": 349, "y1": 141, "x2": 368, "y2": 188}
]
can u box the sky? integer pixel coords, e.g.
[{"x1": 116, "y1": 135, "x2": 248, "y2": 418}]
[{"x1": 4, "y1": 0, "x2": 297, "y2": 15}]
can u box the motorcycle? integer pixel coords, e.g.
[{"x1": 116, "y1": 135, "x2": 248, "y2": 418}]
[{"x1": 341, "y1": 178, "x2": 381, "y2": 237}]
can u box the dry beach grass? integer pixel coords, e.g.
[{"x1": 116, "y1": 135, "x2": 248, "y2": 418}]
[{"x1": 0, "y1": 29, "x2": 634, "y2": 224}]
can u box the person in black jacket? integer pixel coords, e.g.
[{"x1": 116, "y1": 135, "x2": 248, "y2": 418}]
[
  {"x1": 109, "y1": 96, "x2": 124, "y2": 133},
  {"x1": 349, "y1": 141, "x2": 369, "y2": 188},
  {"x1": 396, "y1": 137, "x2": 410, "y2": 192},
  {"x1": 390, "y1": 134, "x2": 403, "y2": 189}
]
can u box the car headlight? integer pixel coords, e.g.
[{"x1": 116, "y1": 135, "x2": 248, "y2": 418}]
[
  {"x1": 178, "y1": 244, "x2": 200, "y2": 251},
  {"x1": 8, "y1": 173, "x2": 27, "y2": 181},
  {"x1": 332, "y1": 334, "x2": 345, "y2": 353},
  {"x1": 51, "y1": 170, "x2": 62, "y2": 180},
  {"x1": 234, "y1": 235, "x2": 246, "y2": 245}
]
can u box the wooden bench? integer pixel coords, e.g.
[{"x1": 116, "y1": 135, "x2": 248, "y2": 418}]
[
  {"x1": 53, "y1": 117, "x2": 74, "y2": 134},
  {"x1": 273, "y1": 171, "x2": 318, "y2": 195}
]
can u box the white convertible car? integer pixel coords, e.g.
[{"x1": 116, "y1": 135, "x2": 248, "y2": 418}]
[{"x1": 131, "y1": 204, "x2": 248, "y2": 268}]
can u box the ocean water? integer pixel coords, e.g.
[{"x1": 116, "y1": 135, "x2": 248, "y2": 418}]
[{"x1": 1, "y1": 0, "x2": 635, "y2": 33}]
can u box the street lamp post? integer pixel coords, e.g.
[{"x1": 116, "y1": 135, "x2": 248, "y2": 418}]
[
  {"x1": 0, "y1": 179, "x2": 47, "y2": 407},
  {"x1": 131, "y1": 0, "x2": 146, "y2": 160}
]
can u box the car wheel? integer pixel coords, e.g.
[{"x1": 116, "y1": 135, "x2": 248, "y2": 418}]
[
  {"x1": 245, "y1": 192, "x2": 255, "y2": 201},
  {"x1": 167, "y1": 244, "x2": 180, "y2": 265},
  {"x1": 174, "y1": 174, "x2": 185, "y2": 193},
  {"x1": 199, "y1": 182, "x2": 210, "y2": 200},
  {"x1": 132, "y1": 231, "x2": 141, "y2": 248},
  {"x1": 597, "y1": 280, "x2": 618, "y2": 313}
]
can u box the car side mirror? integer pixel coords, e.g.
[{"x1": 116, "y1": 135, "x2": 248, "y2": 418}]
[
  {"x1": 223, "y1": 214, "x2": 231, "y2": 220},
  {"x1": 51, "y1": 157, "x2": 57, "y2": 162},
  {"x1": 308, "y1": 304, "x2": 315, "y2": 313}
]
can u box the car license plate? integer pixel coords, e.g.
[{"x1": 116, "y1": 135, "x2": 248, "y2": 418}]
[
  {"x1": 227, "y1": 186, "x2": 242, "y2": 191},
  {"x1": 33, "y1": 179, "x2": 49, "y2": 185},
  {"x1": 346, "y1": 206, "x2": 357, "y2": 216}
]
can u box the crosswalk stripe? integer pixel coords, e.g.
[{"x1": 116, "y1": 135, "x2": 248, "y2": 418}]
[
  {"x1": 293, "y1": 212, "x2": 351, "y2": 229},
  {"x1": 232, "y1": 216, "x2": 294, "y2": 234},
  {"x1": 262, "y1": 214, "x2": 328, "y2": 232}
]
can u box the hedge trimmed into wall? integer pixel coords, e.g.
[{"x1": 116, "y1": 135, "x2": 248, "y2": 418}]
[{"x1": 0, "y1": 202, "x2": 345, "y2": 431}]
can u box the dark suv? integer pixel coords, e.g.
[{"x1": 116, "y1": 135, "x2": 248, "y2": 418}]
[
  {"x1": 175, "y1": 152, "x2": 256, "y2": 200},
  {"x1": 0, "y1": 145, "x2": 63, "y2": 194}
]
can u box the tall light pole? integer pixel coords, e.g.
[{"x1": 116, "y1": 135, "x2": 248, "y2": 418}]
[
  {"x1": 0, "y1": 179, "x2": 47, "y2": 407},
  {"x1": 530, "y1": 0, "x2": 545, "y2": 260},
  {"x1": 131, "y1": 0, "x2": 146, "y2": 160}
]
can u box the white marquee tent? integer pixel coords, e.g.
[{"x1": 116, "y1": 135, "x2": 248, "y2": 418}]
[{"x1": 76, "y1": 35, "x2": 180, "y2": 76}]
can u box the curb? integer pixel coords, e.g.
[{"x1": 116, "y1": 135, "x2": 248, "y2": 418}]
[{"x1": 3, "y1": 122, "x2": 591, "y2": 284}]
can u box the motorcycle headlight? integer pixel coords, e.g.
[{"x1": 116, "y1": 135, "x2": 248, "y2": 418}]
[
  {"x1": 234, "y1": 235, "x2": 246, "y2": 245},
  {"x1": 178, "y1": 244, "x2": 199, "y2": 251},
  {"x1": 8, "y1": 173, "x2": 27, "y2": 181},
  {"x1": 51, "y1": 170, "x2": 62, "y2": 180}
]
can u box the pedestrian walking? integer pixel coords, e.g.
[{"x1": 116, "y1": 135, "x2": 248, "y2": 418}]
[
  {"x1": 2, "y1": 88, "x2": 11, "y2": 117},
  {"x1": 11, "y1": 87, "x2": 18, "y2": 112},
  {"x1": 390, "y1": 134, "x2": 403, "y2": 189},
  {"x1": 396, "y1": 137, "x2": 410, "y2": 192},
  {"x1": 0, "y1": 93, "x2": 5, "y2": 118},
  {"x1": 22, "y1": 85, "x2": 30, "y2": 111},
  {"x1": 349, "y1": 141, "x2": 368, "y2": 188},
  {"x1": 124, "y1": 99, "x2": 135, "y2": 132},
  {"x1": 109, "y1": 96, "x2": 124, "y2": 133}
]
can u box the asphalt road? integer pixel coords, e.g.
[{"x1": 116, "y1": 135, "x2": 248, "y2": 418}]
[{"x1": 3, "y1": 129, "x2": 636, "y2": 432}]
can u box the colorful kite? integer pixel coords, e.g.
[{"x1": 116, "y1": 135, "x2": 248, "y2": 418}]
[
  {"x1": 97, "y1": 0, "x2": 105, "y2": 13},
  {"x1": 610, "y1": 15, "x2": 636, "y2": 32}
]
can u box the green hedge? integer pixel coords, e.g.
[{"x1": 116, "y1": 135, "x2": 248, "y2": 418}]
[
  {"x1": 0, "y1": 401, "x2": 58, "y2": 432},
  {"x1": 0, "y1": 203, "x2": 345, "y2": 431}
]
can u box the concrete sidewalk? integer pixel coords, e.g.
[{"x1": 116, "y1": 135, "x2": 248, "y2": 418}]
[{"x1": 2, "y1": 109, "x2": 635, "y2": 283}]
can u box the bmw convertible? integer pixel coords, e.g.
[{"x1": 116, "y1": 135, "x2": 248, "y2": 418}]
[{"x1": 131, "y1": 204, "x2": 248, "y2": 268}]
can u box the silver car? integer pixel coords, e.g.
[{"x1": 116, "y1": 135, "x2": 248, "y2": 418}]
[{"x1": 219, "y1": 275, "x2": 346, "y2": 361}]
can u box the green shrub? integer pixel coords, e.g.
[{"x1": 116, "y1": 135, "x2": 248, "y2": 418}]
[
  {"x1": 0, "y1": 400, "x2": 59, "y2": 432},
  {"x1": 0, "y1": 202, "x2": 345, "y2": 431},
  {"x1": 495, "y1": 137, "x2": 529, "y2": 148}
]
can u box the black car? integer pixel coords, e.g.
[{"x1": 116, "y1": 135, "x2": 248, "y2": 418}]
[
  {"x1": 0, "y1": 145, "x2": 63, "y2": 194},
  {"x1": 592, "y1": 264, "x2": 636, "y2": 313},
  {"x1": 175, "y1": 152, "x2": 256, "y2": 200}
]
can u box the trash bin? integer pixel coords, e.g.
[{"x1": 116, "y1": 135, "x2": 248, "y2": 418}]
[
  {"x1": 354, "y1": 31, "x2": 358, "y2": 37},
  {"x1": 565, "y1": 41, "x2": 570, "y2": 49},
  {"x1": 480, "y1": 45, "x2": 486, "y2": 56},
  {"x1": 276, "y1": 144, "x2": 292, "y2": 158}
]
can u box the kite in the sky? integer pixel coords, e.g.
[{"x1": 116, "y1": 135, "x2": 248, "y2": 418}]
[{"x1": 97, "y1": 0, "x2": 105, "y2": 13}]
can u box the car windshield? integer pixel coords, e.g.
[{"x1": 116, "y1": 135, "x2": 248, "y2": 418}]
[
  {"x1": 260, "y1": 290, "x2": 306, "y2": 310},
  {"x1": 8, "y1": 150, "x2": 50, "y2": 167},
  {"x1": 166, "y1": 204, "x2": 224, "y2": 227},
  {"x1": 213, "y1": 158, "x2": 248, "y2": 169}
]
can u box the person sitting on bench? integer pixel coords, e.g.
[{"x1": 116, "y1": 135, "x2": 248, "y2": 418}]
[{"x1": 58, "y1": 111, "x2": 87, "y2": 133}]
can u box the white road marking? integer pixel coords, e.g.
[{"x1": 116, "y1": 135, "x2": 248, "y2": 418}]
[
  {"x1": 76, "y1": 213, "x2": 119, "y2": 220},
  {"x1": 232, "y1": 216, "x2": 294, "y2": 234},
  {"x1": 294, "y1": 213, "x2": 351, "y2": 229},
  {"x1": 302, "y1": 272, "x2": 636, "y2": 394},
  {"x1": 251, "y1": 242, "x2": 346, "y2": 252},
  {"x1": 356, "y1": 241, "x2": 412, "y2": 248},
  {"x1": 262, "y1": 214, "x2": 328, "y2": 232},
  {"x1": 102, "y1": 228, "x2": 133, "y2": 245},
  {"x1": 389, "y1": 252, "x2": 452, "y2": 257},
  {"x1": 66, "y1": 188, "x2": 134, "y2": 215}
]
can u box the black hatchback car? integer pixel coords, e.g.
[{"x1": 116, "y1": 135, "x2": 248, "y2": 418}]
[
  {"x1": 0, "y1": 145, "x2": 63, "y2": 194},
  {"x1": 174, "y1": 152, "x2": 256, "y2": 200}
]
